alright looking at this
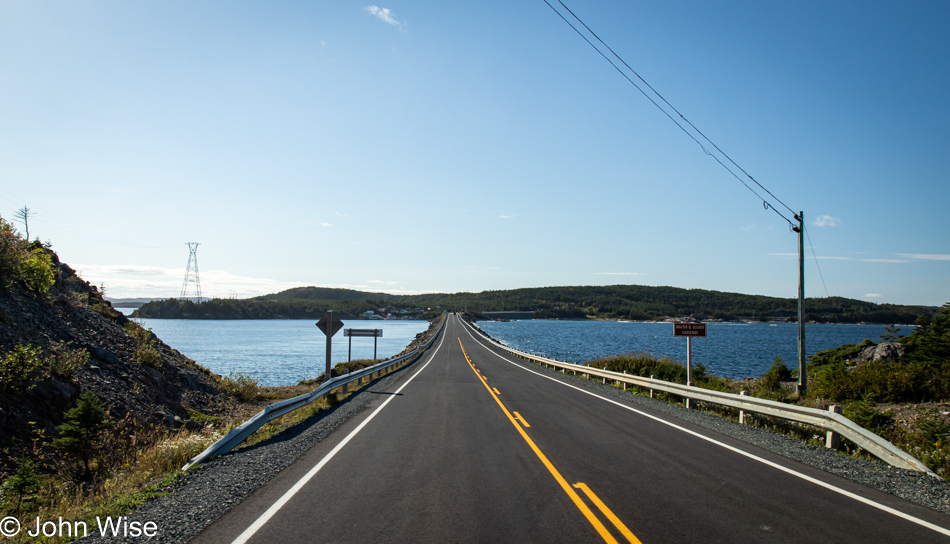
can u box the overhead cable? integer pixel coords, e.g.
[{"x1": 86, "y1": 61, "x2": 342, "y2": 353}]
[{"x1": 542, "y1": 0, "x2": 796, "y2": 226}]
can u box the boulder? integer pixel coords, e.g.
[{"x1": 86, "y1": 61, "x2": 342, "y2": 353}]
[{"x1": 853, "y1": 342, "x2": 906, "y2": 364}]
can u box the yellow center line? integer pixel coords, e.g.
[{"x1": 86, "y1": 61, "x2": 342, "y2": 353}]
[
  {"x1": 573, "y1": 483, "x2": 642, "y2": 544},
  {"x1": 457, "y1": 337, "x2": 627, "y2": 544},
  {"x1": 513, "y1": 412, "x2": 530, "y2": 428}
]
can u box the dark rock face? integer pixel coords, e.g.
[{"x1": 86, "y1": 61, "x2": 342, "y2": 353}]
[{"x1": 0, "y1": 253, "x2": 230, "y2": 476}]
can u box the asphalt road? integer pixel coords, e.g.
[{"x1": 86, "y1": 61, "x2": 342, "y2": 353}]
[{"x1": 191, "y1": 314, "x2": 950, "y2": 543}]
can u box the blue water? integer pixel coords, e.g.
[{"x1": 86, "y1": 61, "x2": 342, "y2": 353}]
[
  {"x1": 476, "y1": 320, "x2": 899, "y2": 380},
  {"x1": 134, "y1": 319, "x2": 431, "y2": 386}
]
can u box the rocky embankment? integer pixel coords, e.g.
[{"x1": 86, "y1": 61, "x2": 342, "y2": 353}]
[{"x1": 0, "y1": 248, "x2": 231, "y2": 477}]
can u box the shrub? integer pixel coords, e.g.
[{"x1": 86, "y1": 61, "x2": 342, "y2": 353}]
[
  {"x1": 589, "y1": 353, "x2": 689, "y2": 384},
  {"x1": 221, "y1": 371, "x2": 263, "y2": 402},
  {"x1": 0, "y1": 343, "x2": 48, "y2": 393},
  {"x1": 842, "y1": 401, "x2": 893, "y2": 436},
  {"x1": 1, "y1": 216, "x2": 56, "y2": 296},
  {"x1": 47, "y1": 341, "x2": 88, "y2": 380},
  {"x1": 0, "y1": 216, "x2": 23, "y2": 288},
  {"x1": 760, "y1": 357, "x2": 792, "y2": 392},
  {"x1": 136, "y1": 345, "x2": 162, "y2": 369},
  {"x1": 20, "y1": 248, "x2": 55, "y2": 296},
  {"x1": 809, "y1": 339, "x2": 875, "y2": 368},
  {"x1": 918, "y1": 414, "x2": 950, "y2": 446},
  {"x1": 810, "y1": 359, "x2": 949, "y2": 403},
  {"x1": 124, "y1": 322, "x2": 163, "y2": 369}
]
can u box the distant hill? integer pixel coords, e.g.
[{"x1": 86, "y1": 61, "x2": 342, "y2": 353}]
[
  {"x1": 106, "y1": 297, "x2": 164, "y2": 308},
  {"x1": 133, "y1": 284, "x2": 938, "y2": 324},
  {"x1": 257, "y1": 287, "x2": 387, "y2": 301}
]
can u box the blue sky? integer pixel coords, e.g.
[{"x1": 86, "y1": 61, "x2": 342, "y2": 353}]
[{"x1": 2, "y1": 1, "x2": 948, "y2": 305}]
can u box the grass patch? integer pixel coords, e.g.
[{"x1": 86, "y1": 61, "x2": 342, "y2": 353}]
[{"x1": 0, "y1": 426, "x2": 223, "y2": 543}]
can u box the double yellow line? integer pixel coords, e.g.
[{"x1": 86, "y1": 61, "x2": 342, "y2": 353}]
[{"x1": 458, "y1": 338, "x2": 641, "y2": 544}]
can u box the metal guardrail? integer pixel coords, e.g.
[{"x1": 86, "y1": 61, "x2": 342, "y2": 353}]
[
  {"x1": 458, "y1": 316, "x2": 936, "y2": 476},
  {"x1": 182, "y1": 316, "x2": 447, "y2": 470}
]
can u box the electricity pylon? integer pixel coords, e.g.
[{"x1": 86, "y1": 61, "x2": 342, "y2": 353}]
[{"x1": 180, "y1": 243, "x2": 202, "y2": 303}]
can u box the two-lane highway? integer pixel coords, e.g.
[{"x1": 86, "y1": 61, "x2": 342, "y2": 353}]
[{"x1": 191, "y1": 315, "x2": 950, "y2": 543}]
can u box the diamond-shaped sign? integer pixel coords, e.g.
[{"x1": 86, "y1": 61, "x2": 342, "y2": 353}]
[{"x1": 316, "y1": 311, "x2": 344, "y2": 337}]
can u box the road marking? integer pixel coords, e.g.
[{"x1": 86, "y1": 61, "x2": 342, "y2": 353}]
[
  {"x1": 493, "y1": 387, "x2": 501, "y2": 395},
  {"x1": 513, "y1": 411, "x2": 530, "y2": 428},
  {"x1": 457, "y1": 317, "x2": 950, "y2": 538},
  {"x1": 228, "y1": 322, "x2": 450, "y2": 544},
  {"x1": 458, "y1": 337, "x2": 636, "y2": 544},
  {"x1": 573, "y1": 483, "x2": 641, "y2": 544}
]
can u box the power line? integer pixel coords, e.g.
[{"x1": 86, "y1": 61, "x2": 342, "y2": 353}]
[
  {"x1": 0, "y1": 187, "x2": 171, "y2": 250},
  {"x1": 541, "y1": 0, "x2": 796, "y2": 226},
  {"x1": 804, "y1": 225, "x2": 830, "y2": 297}
]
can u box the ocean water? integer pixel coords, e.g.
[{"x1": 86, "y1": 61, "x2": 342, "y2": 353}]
[
  {"x1": 476, "y1": 320, "x2": 898, "y2": 380},
  {"x1": 133, "y1": 318, "x2": 431, "y2": 386}
]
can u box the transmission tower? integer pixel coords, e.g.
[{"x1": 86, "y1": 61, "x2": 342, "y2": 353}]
[{"x1": 180, "y1": 243, "x2": 203, "y2": 303}]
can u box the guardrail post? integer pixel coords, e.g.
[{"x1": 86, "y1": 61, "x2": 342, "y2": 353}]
[
  {"x1": 650, "y1": 375, "x2": 655, "y2": 398},
  {"x1": 739, "y1": 391, "x2": 748, "y2": 424},
  {"x1": 622, "y1": 370, "x2": 627, "y2": 391},
  {"x1": 826, "y1": 405, "x2": 842, "y2": 449}
]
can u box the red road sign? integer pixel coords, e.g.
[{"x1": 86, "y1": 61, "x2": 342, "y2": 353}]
[
  {"x1": 673, "y1": 322, "x2": 707, "y2": 337},
  {"x1": 316, "y1": 312, "x2": 344, "y2": 337}
]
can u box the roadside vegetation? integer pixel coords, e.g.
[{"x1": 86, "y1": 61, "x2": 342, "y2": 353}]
[
  {"x1": 0, "y1": 393, "x2": 225, "y2": 543},
  {"x1": 0, "y1": 216, "x2": 55, "y2": 297},
  {"x1": 551, "y1": 299, "x2": 950, "y2": 478}
]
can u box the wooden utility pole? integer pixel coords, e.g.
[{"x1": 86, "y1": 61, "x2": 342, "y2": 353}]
[{"x1": 793, "y1": 211, "x2": 806, "y2": 396}]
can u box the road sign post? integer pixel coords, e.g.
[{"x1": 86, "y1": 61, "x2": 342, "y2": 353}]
[
  {"x1": 316, "y1": 311, "x2": 344, "y2": 378},
  {"x1": 673, "y1": 322, "x2": 706, "y2": 409},
  {"x1": 344, "y1": 328, "x2": 383, "y2": 361}
]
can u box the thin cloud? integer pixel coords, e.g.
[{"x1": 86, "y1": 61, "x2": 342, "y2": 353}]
[
  {"x1": 320, "y1": 222, "x2": 332, "y2": 227},
  {"x1": 865, "y1": 293, "x2": 884, "y2": 299},
  {"x1": 769, "y1": 253, "x2": 908, "y2": 263},
  {"x1": 813, "y1": 215, "x2": 842, "y2": 227},
  {"x1": 499, "y1": 215, "x2": 514, "y2": 219},
  {"x1": 75, "y1": 264, "x2": 309, "y2": 299},
  {"x1": 594, "y1": 272, "x2": 645, "y2": 276},
  {"x1": 464, "y1": 266, "x2": 501, "y2": 270},
  {"x1": 368, "y1": 280, "x2": 399, "y2": 286},
  {"x1": 364, "y1": 6, "x2": 403, "y2": 29},
  {"x1": 897, "y1": 253, "x2": 950, "y2": 261}
]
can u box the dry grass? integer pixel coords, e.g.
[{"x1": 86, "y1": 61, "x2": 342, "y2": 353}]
[{"x1": 0, "y1": 426, "x2": 224, "y2": 543}]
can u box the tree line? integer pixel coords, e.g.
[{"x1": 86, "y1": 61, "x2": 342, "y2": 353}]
[{"x1": 133, "y1": 284, "x2": 937, "y2": 324}]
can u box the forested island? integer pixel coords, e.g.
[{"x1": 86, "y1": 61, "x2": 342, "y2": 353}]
[{"x1": 132, "y1": 285, "x2": 936, "y2": 324}]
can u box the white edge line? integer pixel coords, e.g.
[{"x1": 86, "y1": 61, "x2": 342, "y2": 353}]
[
  {"x1": 458, "y1": 316, "x2": 950, "y2": 538},
  {"x1": 230, "y1": 322, "x2": 449, "y2": 544}
]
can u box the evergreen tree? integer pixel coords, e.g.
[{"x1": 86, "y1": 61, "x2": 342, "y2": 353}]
[
  {"x1": 52, "y1": 391, "x2": 111, "y2": 484},
  {"x1": 906, "y1": 300, "x2": 950, "y2": 363},
  {"x1": 0, "y1": 457, "x2": 40, "y2": 511}
]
